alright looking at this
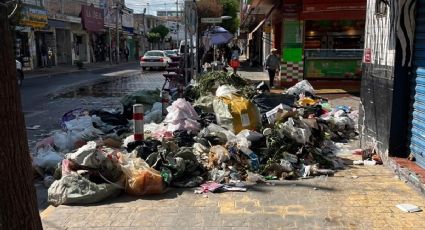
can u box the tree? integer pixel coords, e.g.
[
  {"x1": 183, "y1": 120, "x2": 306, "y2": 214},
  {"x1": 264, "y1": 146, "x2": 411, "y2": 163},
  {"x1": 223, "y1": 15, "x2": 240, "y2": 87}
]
[
  {"x1": 150, "y1": 25, "x2": 169, "y2": 49},
  {"x1": 197, "y1": 0, "x2": 223, "y2": 32},
  {"x1": 146, "y1": 32, "x2": 160, "y2": 49},
  {"x1": 0, "y1": 3, "x2": 42, "y2": 230},
  {"x1": 220, "y1": 0, "x2": 240, "y2": 34}
]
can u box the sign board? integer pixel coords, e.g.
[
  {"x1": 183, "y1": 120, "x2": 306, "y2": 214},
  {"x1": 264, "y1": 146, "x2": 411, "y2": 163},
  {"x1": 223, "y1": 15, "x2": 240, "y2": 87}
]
[
  {"x1": 201, "y1": 18, "x2": 222, "y2": 24},
  {"x1": 81, "y1": 5, "x2": 104, "y2": 32},
  {"x1": 20, "y1": 4, "x2": 48, "y2": 28}
]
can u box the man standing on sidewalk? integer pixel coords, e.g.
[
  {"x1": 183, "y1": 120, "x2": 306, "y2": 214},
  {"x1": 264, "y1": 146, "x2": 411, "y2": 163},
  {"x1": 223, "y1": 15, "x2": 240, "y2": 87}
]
[
  {"x1": 265, "y1": 48, "x2": 280, "y2": 88},
  {"x1": 41, "y1": 43, "x2": 48, "y2": 68}
]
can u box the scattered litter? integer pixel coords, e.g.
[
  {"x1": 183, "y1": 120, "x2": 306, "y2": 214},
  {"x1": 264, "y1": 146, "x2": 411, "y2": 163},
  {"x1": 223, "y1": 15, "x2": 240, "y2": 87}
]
[
  {"x1": 29, "y1": 79, "x2": 361, "y2": 206},
  {"x1": 396, "y1": 204, "x2": 422, "y2": 213},
  {"x1": 27, "y1": 125, "x2": 41, "y2": 130},
  {"x1": 351, "y1": 176, "x2": 359, "y2": 179}
]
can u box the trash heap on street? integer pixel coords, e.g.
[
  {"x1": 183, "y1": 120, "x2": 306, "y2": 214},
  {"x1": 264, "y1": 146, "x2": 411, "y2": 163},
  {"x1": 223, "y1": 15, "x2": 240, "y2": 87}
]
[{"x1": 31, "y1": 72, "x2": 359, "y2": 206}]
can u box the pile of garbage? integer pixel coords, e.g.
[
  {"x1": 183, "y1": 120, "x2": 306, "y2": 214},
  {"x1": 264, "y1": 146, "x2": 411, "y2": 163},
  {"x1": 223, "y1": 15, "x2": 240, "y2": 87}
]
[{"x1": 31, "y1": 75, "x2": 358, "y2": 206}]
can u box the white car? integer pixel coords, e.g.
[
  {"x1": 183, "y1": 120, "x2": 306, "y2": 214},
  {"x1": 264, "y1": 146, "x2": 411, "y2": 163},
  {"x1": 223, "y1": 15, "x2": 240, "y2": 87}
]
[{"x1": 140, "y1": 50, "x2": 171, "y2": 70}]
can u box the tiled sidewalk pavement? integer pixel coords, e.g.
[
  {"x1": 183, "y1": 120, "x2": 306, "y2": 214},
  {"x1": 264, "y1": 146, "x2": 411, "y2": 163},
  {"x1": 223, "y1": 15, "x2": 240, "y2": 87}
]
[{"x1": 42, "y1": 151, "x2": 425, "y2": 230}]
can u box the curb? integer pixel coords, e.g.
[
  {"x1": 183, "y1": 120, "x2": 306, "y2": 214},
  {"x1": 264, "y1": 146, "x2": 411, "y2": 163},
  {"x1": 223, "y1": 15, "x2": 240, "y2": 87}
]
[
  {"x1": 25, "y1": 62, "x2": 139, "y2": 79},
  {"x1": 39, "y1": 205, "x2": 55, "y2": 219}
]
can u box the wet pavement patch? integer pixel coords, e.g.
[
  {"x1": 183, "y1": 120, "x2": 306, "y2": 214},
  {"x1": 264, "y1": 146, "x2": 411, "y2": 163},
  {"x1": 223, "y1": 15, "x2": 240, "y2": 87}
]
[{"x1": 52, "y1": 73, "x2": 164, "y2": 98}]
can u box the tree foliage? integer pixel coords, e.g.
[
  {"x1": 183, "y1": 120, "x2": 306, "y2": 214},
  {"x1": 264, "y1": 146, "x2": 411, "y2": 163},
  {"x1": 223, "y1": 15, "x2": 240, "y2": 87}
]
[
  {"x1": 147, "y1": 32, "x2": 160, "y2": 43},
  {"x1": 150, "y1": 25, "x2": 170, "y2": 40},
  {"x1": 219, "y1": 0, "x2": 240, "y2": 34}
]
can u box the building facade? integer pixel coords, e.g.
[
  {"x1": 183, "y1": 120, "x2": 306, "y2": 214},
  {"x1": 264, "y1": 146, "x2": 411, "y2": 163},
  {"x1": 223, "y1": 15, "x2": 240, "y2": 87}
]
[
  {"x1": 14, "y1": 0, "x2": 137, "y2": 69},
  {"x1": 240, "y1": 0, "x2": 366, "y2": 88},
  {"x1": 359, "y1": 0, "x2": 425, "y2": 170}
]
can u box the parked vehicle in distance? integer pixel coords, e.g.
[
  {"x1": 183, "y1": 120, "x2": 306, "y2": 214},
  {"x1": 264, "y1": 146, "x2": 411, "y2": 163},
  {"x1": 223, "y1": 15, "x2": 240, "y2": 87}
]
[
  {"x1": 165, "y1": 50, "x2": 178, "y2": 57},
  {"x1": 16, "y1": 60, "x2": 24, "y2": 86},
  {"x1": 164, "y1": 50, "x2": 180, "y2": 62},
  {"x1": 140, "y1": 50, "x2": 171, "y2": 70}
]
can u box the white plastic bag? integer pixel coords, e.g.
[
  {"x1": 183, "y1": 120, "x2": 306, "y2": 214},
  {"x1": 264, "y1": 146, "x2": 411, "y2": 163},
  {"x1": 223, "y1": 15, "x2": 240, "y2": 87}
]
[
  {"x1": 64, "y1": 115, "x2": 93, "y2": 131},
  {"x1": 279, "y1": 118, "x2": 311, "y2": 144},
  {"x1": 265, "y1": 104, "x2": 291, "y2": 124},
  {"x1": 66, "y1": 141, "x2": 103, "y2": 168},
  {"x1": 33, "y1": 146, "x2": 64, "y2": 168},
  {"x1": 236, "y1": 129, "x2": 264, "y2": 142},
  {"x1": 216, "y1": 85, "x2": 238, "y2": 98},
  {"x1": 286, "y1": 80, "x2": 315, "y2": 96}
]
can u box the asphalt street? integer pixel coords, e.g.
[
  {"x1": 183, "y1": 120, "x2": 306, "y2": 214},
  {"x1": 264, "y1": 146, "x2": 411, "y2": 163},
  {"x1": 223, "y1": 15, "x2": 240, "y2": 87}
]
[{"x1": 20, "y1": 64, "x2": 164, "y2": 210}]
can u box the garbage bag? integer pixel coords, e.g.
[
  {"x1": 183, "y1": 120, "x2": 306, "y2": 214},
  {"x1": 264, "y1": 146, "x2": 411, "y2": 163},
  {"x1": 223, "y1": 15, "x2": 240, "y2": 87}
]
[
  {"x1": 33, "y1": 146, "x2": 64, "y2": 169},
  {"x1": 278, "y1": 118, "x2": 312, "y2": 144},
  {"x1": 265, "y1": 104, "x2": 292, "y2": 124},
  {"x1": 286, "y1": 80, "x2": 315, "y2": 96},
  {"x1": 60, "y1": 108, "x2": 87, "y2": 130},
  {"x1": 48, "y1": 173, "x2": 121, "y2": 206},
  {"x1": 120, "y1": 89, "x2": 161, "y2": 119},
  {"x1": 208, "y1": 145, "x2": 230, "y2": 169},
  {"x1": 66, "y1": 141, "x2": 100, "y2": 168},
  {"x1": 164, "y1": 98, "x2": 199, "y2": 122},
  {"x1": 63, "y1": 115, "x2": 93, "y2": 132},
  {"x1": 252, "y1": 93, "x2": 295, "y2": 114},
  {"x1": 236, "y1": 130, "x2": 263, "y2": 142},
  {"x1": 216, "y1": 85, "x2": 238, "y2": 98},
  {"x1": 193, "y1": 95, "x2": 215, "y2": 113},
  {"x1": 53, "y1": 131, "x2": 83, "y2": 153},
  {"x1": 201, "y1": 123, "x2": 237, "y2": 142},
  {"x1": 120, "y1": 153, "x2": 165, "y2": 196},
  {"x1": 89, "y1": 109, "x2": 128, "y2": 126},
  {"x1": 213, "y1": 95, "x2": 261, "y2": 134}
]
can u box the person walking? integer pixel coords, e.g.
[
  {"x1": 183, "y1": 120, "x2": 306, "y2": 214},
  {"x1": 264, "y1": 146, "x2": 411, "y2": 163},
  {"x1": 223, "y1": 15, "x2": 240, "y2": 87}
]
[
  {"x1": 41, "y1": 43, "x2": 48, "y2": 68},
  {"x1": 124, "y1": 46, "x2": 129, "y2": 62},
  {"x1": 265, "y1": 48, "x2": 280, "y2": 88}
]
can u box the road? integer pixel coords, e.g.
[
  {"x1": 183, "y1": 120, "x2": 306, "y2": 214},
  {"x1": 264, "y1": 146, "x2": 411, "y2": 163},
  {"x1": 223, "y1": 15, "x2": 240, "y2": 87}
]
[{"x1": 20, "y1": 63, "x2": 164, "y2": 210}]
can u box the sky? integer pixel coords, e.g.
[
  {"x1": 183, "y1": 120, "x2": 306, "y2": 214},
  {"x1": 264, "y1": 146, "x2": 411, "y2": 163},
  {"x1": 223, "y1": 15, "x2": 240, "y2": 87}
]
[{"x1": 125, "y1": 0, "x2": 184, "y2": 15}]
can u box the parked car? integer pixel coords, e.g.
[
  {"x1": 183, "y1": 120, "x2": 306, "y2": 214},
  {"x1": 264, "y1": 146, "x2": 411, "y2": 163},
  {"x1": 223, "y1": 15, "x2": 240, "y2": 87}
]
[
  {"x1": 140, "y1": 50, "x2": 171, "y2": 70},
  {"x1": 165, "y1": 50, "x2": 178, "y2": 57},
  {"x1": 16, "y1": 60, "x2": 24, "y2": 86},
  {"x1": 164, "y1": 50, "x2": 180, "y2": 62}
]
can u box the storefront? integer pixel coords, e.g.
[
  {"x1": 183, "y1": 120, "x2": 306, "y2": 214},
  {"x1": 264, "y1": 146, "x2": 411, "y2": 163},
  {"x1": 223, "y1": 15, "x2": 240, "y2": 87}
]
[
  {"x1": 18, "y1": 3, "x2": 48, "y2": 70},
  {"x1": 122, "y1": 12, "x2": 135, "y2": 61},
  {"x1": 71, "y1": 23, "x2": 89, "y2": 64},
  {"x1": 14, "y1": 27, "x2": 33, "y2": 70},
  {"x1": 301, "y1": 0, "x2": 366, "y2": 81},
  {"x1": 48, "y1": 19, "x2": 72, "y2": 65},
  {"x1": 81, "y1": 5, "x2": 106, "y2": 63}
]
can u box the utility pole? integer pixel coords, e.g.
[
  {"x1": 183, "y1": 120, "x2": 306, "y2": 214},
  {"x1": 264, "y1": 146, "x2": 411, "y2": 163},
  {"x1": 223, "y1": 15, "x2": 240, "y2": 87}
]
[
  {"x1": 116, "y1": 2, "x2": 121, "y2": 64},
  {"x1": 176, "y1": 0, "x2": 179, "y2": 49},
  {"x1": 184, "y1": 0, "x2": 188, "y2": 85},
  {"x1": 108, "y1": 1, "x2": 112, "y2": 64}
]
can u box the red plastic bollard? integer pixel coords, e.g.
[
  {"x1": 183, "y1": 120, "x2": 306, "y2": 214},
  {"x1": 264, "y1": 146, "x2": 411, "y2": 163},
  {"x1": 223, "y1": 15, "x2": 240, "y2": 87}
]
[{"x1": 133, "y1": 104, "x2": 144, "y2": 141}]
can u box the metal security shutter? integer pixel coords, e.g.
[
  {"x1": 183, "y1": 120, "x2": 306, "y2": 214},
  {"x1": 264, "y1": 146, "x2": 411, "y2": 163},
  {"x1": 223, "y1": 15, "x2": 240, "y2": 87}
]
[{"x1": 410, "y1": 1, "x2": 425, "y2": 168}]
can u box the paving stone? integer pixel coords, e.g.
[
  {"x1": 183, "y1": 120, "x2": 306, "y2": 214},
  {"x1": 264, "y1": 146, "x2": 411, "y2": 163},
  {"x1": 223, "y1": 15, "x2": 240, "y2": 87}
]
[{"x1": 39, "y1": 94, "x2": 425, "y2": 230}]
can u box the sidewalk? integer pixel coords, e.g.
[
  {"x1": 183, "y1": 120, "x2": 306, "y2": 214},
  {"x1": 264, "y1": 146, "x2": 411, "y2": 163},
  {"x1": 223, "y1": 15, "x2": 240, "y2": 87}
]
[
  {"x1": 25, "y1": 61, "x2": 139, "y2": 79},
  {"x1": 236, "y1": 56, "x2": 360, "y2": 94},
  {"x1": 41, "y1": 148, "x2": 425, "y2": 229}
]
